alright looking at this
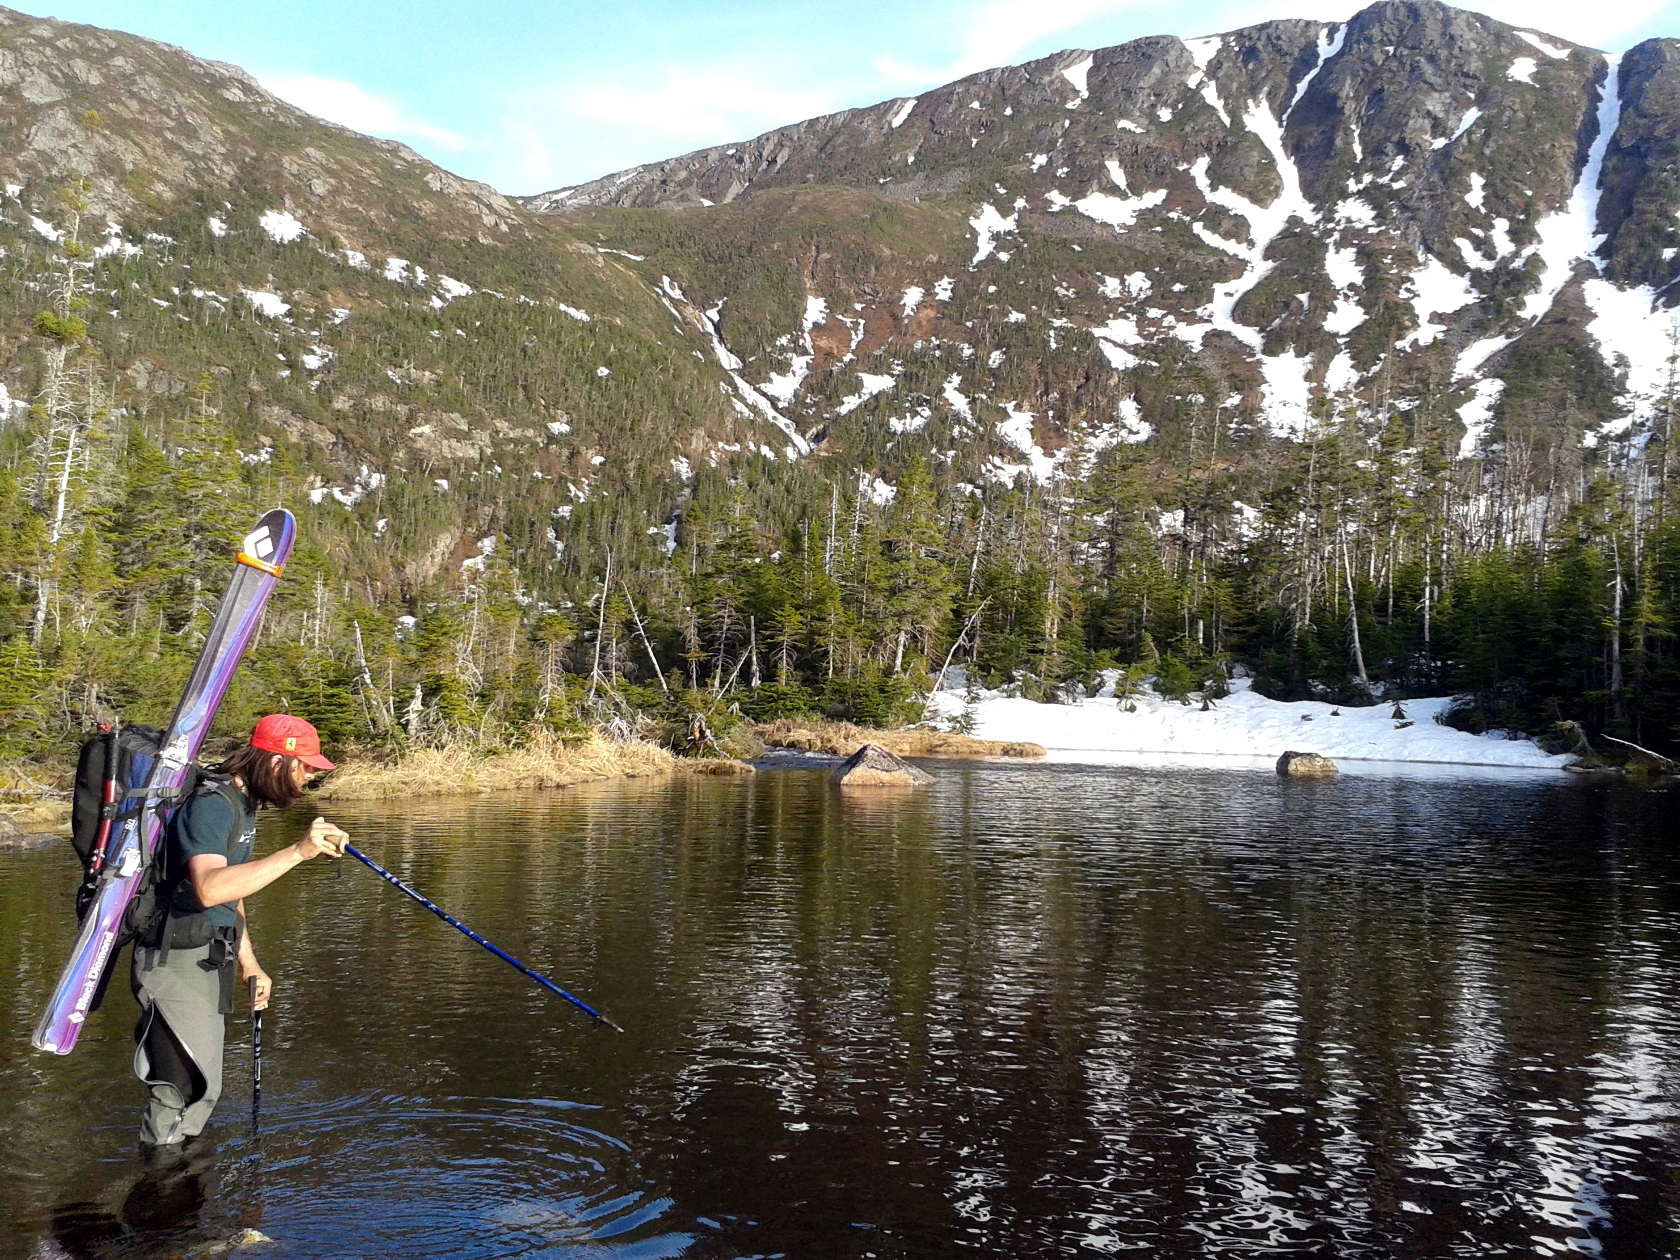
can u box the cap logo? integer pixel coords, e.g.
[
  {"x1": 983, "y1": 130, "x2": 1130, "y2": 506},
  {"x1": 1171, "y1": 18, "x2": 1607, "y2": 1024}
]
[{"x1": 284, "y1": 736, "x2": 297, "y2": 751}]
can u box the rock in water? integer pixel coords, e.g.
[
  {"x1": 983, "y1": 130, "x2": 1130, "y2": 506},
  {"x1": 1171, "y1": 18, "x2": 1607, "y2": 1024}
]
[
  {"x1": 1277, "y1": 750, "x2": 1337, "y2": 778},
  {"x1": 831, "y1": 744, "x2": 933, "y2": 787},
  {"x1": 187, "y1": 1228, "x2": 275, "y2": 1255},
  {"x1": 0, "y1": 814, "x2": 64, "y2": 851}
]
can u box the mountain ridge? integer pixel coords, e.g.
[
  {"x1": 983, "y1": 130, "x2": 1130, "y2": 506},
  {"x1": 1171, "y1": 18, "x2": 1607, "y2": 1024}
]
[{"x1": 523, "y1": 0, "x2": 1677, "y2": 464}]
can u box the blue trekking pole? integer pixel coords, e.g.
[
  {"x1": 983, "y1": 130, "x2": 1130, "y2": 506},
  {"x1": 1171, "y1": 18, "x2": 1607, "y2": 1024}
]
[{"x1": 343, "y1": 843, "x2": 624, "y2": 1033}]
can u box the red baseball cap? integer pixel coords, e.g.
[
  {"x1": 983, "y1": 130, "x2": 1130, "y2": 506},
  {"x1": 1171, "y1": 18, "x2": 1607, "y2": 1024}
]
[{"x1": 250, "y1": 714, "x2": 336, "y2": 771}]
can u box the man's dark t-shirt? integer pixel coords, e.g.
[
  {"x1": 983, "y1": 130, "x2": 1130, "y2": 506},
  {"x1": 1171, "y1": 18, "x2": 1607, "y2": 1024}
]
[{"x1": 167, "y1": 785, "x2": 256, "y2": 928}]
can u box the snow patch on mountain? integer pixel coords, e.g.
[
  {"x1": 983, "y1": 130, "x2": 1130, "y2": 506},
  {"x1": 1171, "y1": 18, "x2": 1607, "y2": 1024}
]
[
  {"x1": 762, "y1": 295, "x2": 828, "y2": 406},
  {"x1": 1184, "y1": 35, "x2": 1221, "y2": 70},
  {"x1": 1116, "y1": 396, "x2": 1152, "y2": 442},
  {"x1": 93, "y1": 222, "x2": 141, "y2": 259},
  {"x1": 1070, "y1": 175, "x2": 1167, "y2": 231},
  {"x1": 1401, "y1": 256, "x2": 1479, "y2": 348},
  {"x1": 1091, "y1": 316, "x2": 1145, "y2": 370},
  {"x1": 1583, "y1": 282, "x2": 1679, "y2": 428},
  {"x1": 259, "y1": 209, "x2": 305, "y2": 244},
  {"x1": 1457, "y1": 336, "x2": 1511, "y2": 379},
  {"x1": 1061, "y1": 54, "x2": 1093, "y2": 101},
  {"x1": 1183, "y1": 38, "x2": 1229, "y2": 127},
  {"x1": 1261, "y1": 350, "x2": 1315, "y2": 438},
  {"x1": 1174, "y1": 23, "x2": 1345, "y2": 393},
  {"x1": 1518, "y1": 55, "x2": 1620, "y2": 327},
  {"x1": 1437, "y1": 106, "x2": 1482, "y2": 148},
  {"x1": 1457, "y1": 379, "x2": 1506, "y2": 455},
  {"x1": 837, "y1": 371, "x2": 897, "y2": 415},
  {"x1": 241, "y1": 289, "x2": 290, "y2": 319},
  {"x1": 991, "y1": 401, "x2": 1058, "y2": 484},
  {"x1": 943, "y1": 373, "x2": 973, "y2": 420},
  {"x1": 1517, "y1": 31, "x2": 1571, "y2": 58},
  {"x1": 969, "y1": 202, "x2": 1020, "y2": 266},
  {"x1": 662, "y1": 278, "x2": 812, "y2": 454}
]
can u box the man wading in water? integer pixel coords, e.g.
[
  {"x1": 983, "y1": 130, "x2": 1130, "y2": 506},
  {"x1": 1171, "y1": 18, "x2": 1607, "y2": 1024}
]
[{"x1": 133, "y1": 714, "x2": 347, "y2": 1147}]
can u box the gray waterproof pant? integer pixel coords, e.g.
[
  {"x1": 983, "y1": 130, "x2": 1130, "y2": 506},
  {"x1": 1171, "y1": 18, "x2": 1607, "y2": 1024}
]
[{"x1": 131, "y1": 943, "x2": 226, "y2": 1146}]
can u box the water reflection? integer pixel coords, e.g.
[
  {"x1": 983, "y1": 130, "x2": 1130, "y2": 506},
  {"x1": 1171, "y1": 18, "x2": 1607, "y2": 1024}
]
[{"x1": 1, "y1": 763, "x2": 1677, "y2": 1257}]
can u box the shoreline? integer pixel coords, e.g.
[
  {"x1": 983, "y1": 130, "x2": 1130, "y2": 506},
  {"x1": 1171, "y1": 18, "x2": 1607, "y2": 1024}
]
[
  {"x1": 755, "y1": 719, "x2": 1046, "y2": 760},
  {"x1": 0, "y1": 689, "x2": 1591, "y2": 837},
  {"x1": 316, "y1": 732, "x2": 679, "y2": 801}
]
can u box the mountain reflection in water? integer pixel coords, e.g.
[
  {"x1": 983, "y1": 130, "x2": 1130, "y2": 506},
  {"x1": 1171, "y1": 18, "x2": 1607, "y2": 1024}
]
[{"x1": 1, "y1": 762, "x2": 1676, "y2": 1258}]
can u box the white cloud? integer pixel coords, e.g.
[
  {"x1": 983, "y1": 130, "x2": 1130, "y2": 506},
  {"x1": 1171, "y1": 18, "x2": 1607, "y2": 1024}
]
[
  {"x1": 493, "y1": 62, "x2": 842, "y2": 193},
  {"x1": 877, "y1": 0, "x2": 1148, "y2": 83},
  {"x1": 257, "y1": 72, "x2": 468, "y2": 151},
  {"x1": 1469, "y1": 0, "x2": 1666, "y2": 46}
]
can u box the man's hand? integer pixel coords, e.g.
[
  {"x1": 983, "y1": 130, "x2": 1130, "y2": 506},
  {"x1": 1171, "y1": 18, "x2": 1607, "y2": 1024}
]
[
  {"x1": 291, "y1": 817, "x2": 349, "y2": 862},
  {"x1": 242, "y1": 958, "x2": 273, "y2": 1010}
]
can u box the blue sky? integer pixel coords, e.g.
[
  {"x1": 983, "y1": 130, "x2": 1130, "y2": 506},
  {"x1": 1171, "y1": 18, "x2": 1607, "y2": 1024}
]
[{"x1": 16, "y1": 0, "x2": 1679, "y2": 196}]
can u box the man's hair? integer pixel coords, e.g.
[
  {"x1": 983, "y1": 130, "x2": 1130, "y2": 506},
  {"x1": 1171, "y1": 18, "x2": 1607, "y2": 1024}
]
[{"x1": 219, "y1": 743, "x2": 306, "y2": 810}]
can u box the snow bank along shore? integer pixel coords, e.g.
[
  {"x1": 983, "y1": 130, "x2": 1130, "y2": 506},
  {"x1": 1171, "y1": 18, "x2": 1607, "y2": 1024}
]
[{"x1": 924, "y1": 677, "x2": 1570, "y2": 772}]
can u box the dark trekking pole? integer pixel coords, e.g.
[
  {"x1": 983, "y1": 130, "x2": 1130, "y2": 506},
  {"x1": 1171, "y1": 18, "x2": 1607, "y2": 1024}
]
[
  {"x1": 342, "y1": 843, "x2": 624, "y2": 1032},
  {"x1": 248, "y1": 976, "x2": 262, "y2": 1130}
]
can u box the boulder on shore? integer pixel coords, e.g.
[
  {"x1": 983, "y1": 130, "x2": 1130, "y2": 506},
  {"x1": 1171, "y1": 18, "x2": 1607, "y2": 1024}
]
[
  {"x1": 831, "y1": 744, "x2": 933, "y2": 787},
  {"x1": 1277, "y1": 750, "x2": 1338, "y2": 778}
]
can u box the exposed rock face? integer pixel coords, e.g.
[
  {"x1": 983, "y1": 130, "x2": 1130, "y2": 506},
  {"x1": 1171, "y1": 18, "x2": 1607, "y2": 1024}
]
[
  {"x1": 831, "y1": 744, "x2": 934, "y2": 787},
  {"x1": 1277, "y1": 750, "x2": 1339, "y2": 777}
]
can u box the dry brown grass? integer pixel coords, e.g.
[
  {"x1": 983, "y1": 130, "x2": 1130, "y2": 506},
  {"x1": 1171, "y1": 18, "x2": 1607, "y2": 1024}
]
[
  {"x1": 757, "y1": 720, "x2": 1045, "y2": 760},
  {"x1": 318, "y1": 731, "x2": 679, "y2": 801},
  {"x1": 0, "y1": 759, "x2": 72, "y2": 834},
  {"x1": 679, "y1": 758, "x2": 756, "y2": 777},
  {"x1": 0, "y1": 799, "x2": 71, "y2": 833}
]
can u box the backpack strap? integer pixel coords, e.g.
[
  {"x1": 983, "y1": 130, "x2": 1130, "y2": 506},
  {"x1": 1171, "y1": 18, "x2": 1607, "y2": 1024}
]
[
  {"x1": 107, "y1": 782, "x2": 191, "y2": 825},
  {"x1": 157, "y1": 774, "x2": 243, "y2": 965}
]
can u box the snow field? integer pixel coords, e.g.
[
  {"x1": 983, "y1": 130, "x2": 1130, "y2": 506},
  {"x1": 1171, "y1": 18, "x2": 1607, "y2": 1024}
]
[{"x1": 925, "y1": 678, "x2": 1569, "y2": 770}]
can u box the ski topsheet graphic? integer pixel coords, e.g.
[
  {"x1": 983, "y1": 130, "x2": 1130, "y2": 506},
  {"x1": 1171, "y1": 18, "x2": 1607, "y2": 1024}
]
[{"x1": 32, "y1": 509, "x2": 296, "y2": 1056}]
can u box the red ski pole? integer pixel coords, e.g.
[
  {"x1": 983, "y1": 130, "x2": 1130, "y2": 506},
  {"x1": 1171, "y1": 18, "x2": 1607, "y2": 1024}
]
[{"x1": 86, "y1": 724, "x2": 119, "y2": 875}]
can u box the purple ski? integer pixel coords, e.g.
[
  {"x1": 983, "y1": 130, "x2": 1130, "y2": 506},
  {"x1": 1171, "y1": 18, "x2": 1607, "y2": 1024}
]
[{"x1": 32, "y1": 508, "x2": 296, "y2": 1056}]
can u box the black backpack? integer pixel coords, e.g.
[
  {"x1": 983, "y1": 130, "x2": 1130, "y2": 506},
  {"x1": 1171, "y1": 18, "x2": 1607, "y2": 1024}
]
[{"x1": 69, "y1": 724, "x2": 206, "y2": 1011}]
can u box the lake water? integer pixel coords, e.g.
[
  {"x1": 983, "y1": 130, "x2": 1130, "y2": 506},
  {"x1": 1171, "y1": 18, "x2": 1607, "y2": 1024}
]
[{"x1": 2, "y1": 761, "x2": 1678, "y2": 1258}]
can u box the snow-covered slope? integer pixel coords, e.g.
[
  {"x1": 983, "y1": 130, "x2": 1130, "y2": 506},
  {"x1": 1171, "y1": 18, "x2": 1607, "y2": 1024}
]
[
  {"x1": 532, "y1": 1, "x2": 1680, "y2": 469},
  {"x1": 926, "y1": 678, "x2": 1570, "y2": 770}
]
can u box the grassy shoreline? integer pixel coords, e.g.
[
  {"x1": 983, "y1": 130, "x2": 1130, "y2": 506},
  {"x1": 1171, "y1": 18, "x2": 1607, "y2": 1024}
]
[
  {"x1": 0, "y1": 720, "x2": 1038, "y2": 831},
  {"x1": 755, "y1": 719, "x2": 1046, "y2": 760},
  {"x1": 316, "y1": 732, "x2": 680, "y2": 801}
]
